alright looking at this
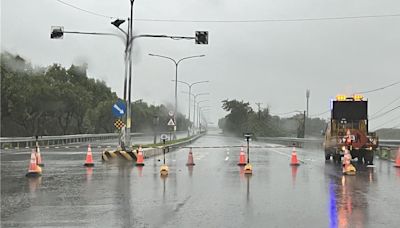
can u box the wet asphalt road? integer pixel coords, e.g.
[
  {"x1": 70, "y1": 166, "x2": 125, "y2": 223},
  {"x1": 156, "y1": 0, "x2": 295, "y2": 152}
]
[{"x1": 1, "y1": 132, "x2": 400, "y2": 228}]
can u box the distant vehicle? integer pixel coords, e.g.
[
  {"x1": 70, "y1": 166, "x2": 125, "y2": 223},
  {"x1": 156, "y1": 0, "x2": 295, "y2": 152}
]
[{"x1": 323, "y1": 94, "x2": 379, "y2": 164}]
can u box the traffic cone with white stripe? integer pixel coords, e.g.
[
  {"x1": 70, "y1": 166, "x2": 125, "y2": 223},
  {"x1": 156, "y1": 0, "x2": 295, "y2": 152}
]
[
  {"x1": 136, "y1": 146, "x2": 145, "y2": 166},
  {"x1": 290, "y1": 147, "x2": 300, "y2": 166},
  {"x1": 343, "y1": 149, "x2": 356, "y2": 175},
  {"x1": 237, "y1": 147, "x2": 247, "y2": 166},
  {"x1": 394, "y1": 147, "x2": 400, "y2": 168},
  {"x1": 26, "y1": 149, "x2": 42, "y2": 177},
  {"x1": 186, "y1": 147, "x2": 195, "y2": 166},
  {"x1": 84, "y1": 144, "x2": 94, "y2": 167}
]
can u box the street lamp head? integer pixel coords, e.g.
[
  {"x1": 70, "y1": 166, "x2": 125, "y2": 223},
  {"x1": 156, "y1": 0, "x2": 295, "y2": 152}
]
[{"x1": 111, "y1": 19, "x2": 126, "y2": 28}]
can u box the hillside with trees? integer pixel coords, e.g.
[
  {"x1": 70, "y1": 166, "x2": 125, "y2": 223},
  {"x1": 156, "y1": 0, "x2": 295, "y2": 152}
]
[
  {"x1": 1, "y1": 52, "x2": 189, "y2": 137},
  {"x1": 218, "y1": 99, "x2": 326, "y2": 138}
]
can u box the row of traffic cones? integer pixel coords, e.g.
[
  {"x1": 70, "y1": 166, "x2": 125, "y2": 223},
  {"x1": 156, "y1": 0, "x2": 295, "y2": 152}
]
[
  {"x1": 27, "y1": 144, "x2": 400, "y2": 177},
  {"x1": 25, "y1": 144, "x2": 44, "y2": 177},
  {"x1": 237, "y1": 146, "x2": 301, "y2": 167},
  {"x1": 27, "y1": 144, "x2": 95, "y2": 177}
]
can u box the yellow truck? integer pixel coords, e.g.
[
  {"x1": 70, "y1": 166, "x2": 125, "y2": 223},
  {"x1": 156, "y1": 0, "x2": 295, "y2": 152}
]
[{"x1": 323, "y1": 95, "x2": 379, "y2": 165}]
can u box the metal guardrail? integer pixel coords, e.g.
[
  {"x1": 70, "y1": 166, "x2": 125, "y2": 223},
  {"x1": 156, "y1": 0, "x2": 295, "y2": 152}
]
[
  {"x1": 0, "y1": 131, "x2": 190, "y2": 149},
  {"x1": 257, "y1": 137, "x2": 400, "y2": 148},
  {"x1": 0, "y1": 133, "x2": 143, "y2": 148}
]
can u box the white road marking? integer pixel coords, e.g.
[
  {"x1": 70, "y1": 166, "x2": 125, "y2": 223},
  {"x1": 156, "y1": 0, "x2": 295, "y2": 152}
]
[{"x1": 225, "y1": 156, "x2": 229, "y2": 161}]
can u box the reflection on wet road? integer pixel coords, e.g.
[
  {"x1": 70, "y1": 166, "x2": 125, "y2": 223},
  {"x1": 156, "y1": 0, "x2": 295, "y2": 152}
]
[{"x1": 1, "y1": 133, "x2": 400, "y2": 227}]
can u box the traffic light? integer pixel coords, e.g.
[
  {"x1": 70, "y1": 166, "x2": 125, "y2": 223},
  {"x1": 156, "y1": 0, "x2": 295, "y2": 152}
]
[
  {"x1": 50, "y1": 26, "x2": 64, "y2": 39},
  {"x1": 195, "y1": 31, "x2": 208, "y2": 44}
]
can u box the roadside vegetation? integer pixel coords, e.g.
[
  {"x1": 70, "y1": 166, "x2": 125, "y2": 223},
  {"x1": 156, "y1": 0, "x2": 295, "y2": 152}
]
[
  {"x1": 1, "y1": 52, "x2": 190, "y2": 137},
  {"x1": 218, "y1": 99, "x2": 326, "y2": 138}
]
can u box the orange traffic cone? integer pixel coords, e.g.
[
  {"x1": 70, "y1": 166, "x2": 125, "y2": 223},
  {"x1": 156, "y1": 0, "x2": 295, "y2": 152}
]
[
  {"x1": 237, "y1": 147, "x2": 247, "y2": 166},
  {"x1": 343, "y1": 149, "x2": 356, "y2": 175},
  {"x1": 186, "y1": 148, "x2": 195, "y2": 166},
  {"x1": 26, "y1": 149, "x2": 42, "y2": 177},
  {"x1": 290, "y1": 147, "x2": 300, "y2": 166},
  {"x1": 136, "y1": 146, "x2": 145, "y2": 166},
  {"x1": 36, "y1": 146, "x2": 44, "y2": 167},
  {"x1": 84, "y1": 144, "x2": 94, "y2": 167},
  {"x1": 394, "y1": 147, "x2": 400, "y2": 168}
]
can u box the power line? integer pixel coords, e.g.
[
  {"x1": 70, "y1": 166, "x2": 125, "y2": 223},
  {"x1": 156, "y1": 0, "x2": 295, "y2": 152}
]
[
  {"x1": 135, "y1": 13, "x2": 400, "y2": 23},
  {"x1": 372, "y1": 114, "x2": 400, "y2": 131},
  {"x1": 370, "y1": 95, "x2": 400, "y2": 117},
  {"x1": 55, "y1": 0, "x2": 117, "y2": 19},
  {"x1": 370, "y1": 105, "x2": 400, "y2": 120},
  {"x1": 271, "y1": 110, "x2": 303, "y2": 116},
  {"x1": 356, "y1": 80, "x2": 400, "y2": 94},
  {"x1": 309, "y1": 109, "x2": 330, "y2": 118}
]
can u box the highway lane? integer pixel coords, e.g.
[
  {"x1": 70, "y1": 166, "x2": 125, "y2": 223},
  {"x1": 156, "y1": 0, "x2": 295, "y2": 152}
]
[{"x1": 1, "y1": 132, "x2": 400, "y2": 227}]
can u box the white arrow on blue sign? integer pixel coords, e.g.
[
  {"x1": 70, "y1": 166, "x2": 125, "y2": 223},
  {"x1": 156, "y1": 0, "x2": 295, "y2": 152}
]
[{"x1": 112, "y1": 100, "x2": 127, "y2": 117}]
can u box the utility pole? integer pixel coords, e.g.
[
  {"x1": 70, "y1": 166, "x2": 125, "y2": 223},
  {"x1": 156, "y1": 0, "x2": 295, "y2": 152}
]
[
  {"x1": 306, "y1": 89, "x2": 310, "y2": 119},
  {"x1": 303, "y1": 110, "x2": 306, "y2": 138},
  {"x1": 255, "y1": 102, "x2": 262, "y2": 120}
]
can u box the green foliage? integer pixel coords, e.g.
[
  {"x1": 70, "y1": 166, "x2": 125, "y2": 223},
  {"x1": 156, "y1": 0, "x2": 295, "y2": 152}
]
[
  {"x1": 219, "y1": 99, "x2": 326, "y2": 138},
  {"x1": 1, "y1": 52, "x2": 189, "y2": 136}
]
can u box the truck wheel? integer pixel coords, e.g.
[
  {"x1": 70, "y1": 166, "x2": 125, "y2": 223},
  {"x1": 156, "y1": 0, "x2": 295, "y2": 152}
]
[
  {"x1": 325, "y1": 154, "x2": 331, "y2": 161},
  {"x1": 333, "y1": 153, "x2": 341, "y2": 163},
  {"x1": 357, "y1": 153, "x2": 365, "y2": 163},
  {"x1": 365, "y1": 150, "x2": 374, "y2": 165}
]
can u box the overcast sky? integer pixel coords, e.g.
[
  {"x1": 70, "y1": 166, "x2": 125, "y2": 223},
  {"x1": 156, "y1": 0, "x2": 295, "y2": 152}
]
[{"x1": 2, "y1": 0, "x2": 400, "y2": 129}]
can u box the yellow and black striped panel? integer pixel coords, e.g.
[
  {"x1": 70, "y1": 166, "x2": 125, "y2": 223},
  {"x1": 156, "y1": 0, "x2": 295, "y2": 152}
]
[{"x1": 102, "y1": 150, "x2": 137, "y2": 161}]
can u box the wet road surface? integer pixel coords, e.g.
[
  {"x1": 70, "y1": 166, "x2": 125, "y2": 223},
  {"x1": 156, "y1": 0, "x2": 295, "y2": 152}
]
[{"x1": 1, "y1": 132, "x2": 400, "y2": 227}]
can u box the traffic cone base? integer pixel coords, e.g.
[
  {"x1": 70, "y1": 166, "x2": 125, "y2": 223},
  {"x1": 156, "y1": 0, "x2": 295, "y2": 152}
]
[
  {"x1": 244, "y1": 163, "x2": 253, "y2": 174},
  {"x1": 160, "y1": 164, "x2": 169, "y2": 176},
  {"x1": 343, "y1": 164, "x2": 356, "y2": 175},
  {"x1": 26, "y1": 171, "x2": 41, "y2": 177},
  {"x1": 84, "y1": 163, "x2": 95, "y2": 167}
]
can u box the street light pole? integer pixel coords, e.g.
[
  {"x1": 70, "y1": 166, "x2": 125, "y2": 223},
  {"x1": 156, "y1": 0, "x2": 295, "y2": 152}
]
[
  {"x1": 198, "y1": 108, "x2": 211, "y2": 132},
  {"x1": 196, "y1": 102, "x2": 209, "y2": 131},
  {"x1": 174, "y1": 80, "x2": 209, "y2": 136},
  {"x1": 191, "y1": 92, "x2": 209, "y2": 129},
  {"x1": 148, "y1": 54, "x2": 205, "y2": 139}
]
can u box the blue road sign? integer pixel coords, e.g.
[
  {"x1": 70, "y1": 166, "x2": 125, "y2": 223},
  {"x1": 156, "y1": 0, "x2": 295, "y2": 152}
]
[{"x1": 112, "y1": 100, "x2": 126, "y2": 117}]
